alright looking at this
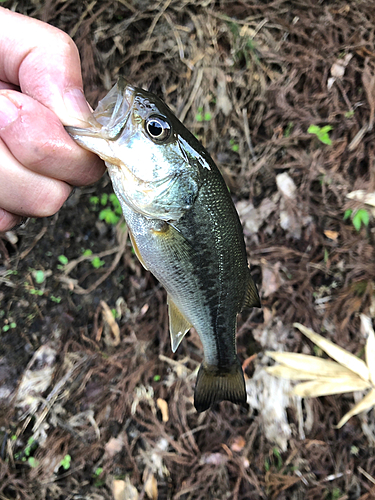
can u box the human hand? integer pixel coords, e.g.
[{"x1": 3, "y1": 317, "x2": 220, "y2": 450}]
[{"x1": 0, "y1": 7, "x2": 105, "y2": 232}]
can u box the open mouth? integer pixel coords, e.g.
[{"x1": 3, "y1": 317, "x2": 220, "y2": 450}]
[{"x1": 65, "y1": 77, "x2": 134, "y2": 142}]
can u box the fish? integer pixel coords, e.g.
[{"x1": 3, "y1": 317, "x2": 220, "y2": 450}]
[{"x1": 65, "y1": 77, "x2": 260, "y2": 412}]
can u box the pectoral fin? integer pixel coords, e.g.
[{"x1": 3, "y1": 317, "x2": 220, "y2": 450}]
[
  {"x1": 128, "y1": 229, "x2": 148, "y2": 270},
  {"x1": 242, "y1": 271, "x2": 261, "y2": 309},
  {"x1": 167, "y1": 295, "x2": 191, "y2": 352}
]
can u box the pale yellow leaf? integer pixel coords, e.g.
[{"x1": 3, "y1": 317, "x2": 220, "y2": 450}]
[
  {"x1": 293, "y1": 378, "x2": 371, "y2": 398},
  {"x1": 156, "y1": 398, "x2": 169, "y2": 422},
  {"x1": 266, "y1": 351, "x2": 355, "y2": 378},
  {"x1": 113, "y1": 478, "x2": 139, "y2": 500},
  {"x1": 347, "y1": 190, "x2": 375, "y2": 207},
  {"x1": 336, "y1": 388, "x2": 375, "y2": 428},
  {"x1": 294, "y1": 323, "x2": 370, "y2": 381},
  {"x1": 266, "y1": 365, "x2": 320, "y2": 381},
  {"x1": 361, "y1": 314, "x2": 375, "y2": 385},
  {"x1": 144, "y1": 472, "x2": 158, "y2": 500}
]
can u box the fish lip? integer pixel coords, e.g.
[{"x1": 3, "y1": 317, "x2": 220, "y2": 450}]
[{"x1": 65, "y1": 77, "x2": 135, "y2": 142}]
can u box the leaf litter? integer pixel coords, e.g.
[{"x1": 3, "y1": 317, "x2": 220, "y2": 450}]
[{"x1": 1, "y1": 0, "x2": 375, "y2": 499}]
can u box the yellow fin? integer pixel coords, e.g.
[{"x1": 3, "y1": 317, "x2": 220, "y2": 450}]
[
  {"x1": 194, "y1": 357, "x2": 246, "y2": 412},
  {"x1": 242, "y1": 271, "x2": 261, "y2": 309},
  {"x1": 128, "y1": 229, "x2": 148, "y2": 270},
  {"x1": 167, "y1": 295, "x2": 192, "y2": 353}
]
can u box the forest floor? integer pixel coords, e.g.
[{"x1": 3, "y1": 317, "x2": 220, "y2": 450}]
[{"x1": 1, "y1": 1, "x2": 375, "y2": 499}]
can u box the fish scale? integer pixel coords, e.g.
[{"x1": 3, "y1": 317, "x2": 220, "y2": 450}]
[{"x1": 66, "y1": 78, "x2": 261, "y2": 412}]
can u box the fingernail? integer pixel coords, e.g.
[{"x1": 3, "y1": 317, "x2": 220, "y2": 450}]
[
  {"x1": 63, "y1": 88, "x2": 92, "y2": 122},
  {"x1": 0, "y1": 95, "x2": 19, "y2": 128}
]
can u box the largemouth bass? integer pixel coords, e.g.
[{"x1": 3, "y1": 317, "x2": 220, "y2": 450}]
[{"x1": 66, "y1": 78, "x2": 260, "y2": 412}]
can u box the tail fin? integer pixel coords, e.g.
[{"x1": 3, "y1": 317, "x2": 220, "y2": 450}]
[{"x1": 194, "y1": 357, "x2": 246, "y2": 412}]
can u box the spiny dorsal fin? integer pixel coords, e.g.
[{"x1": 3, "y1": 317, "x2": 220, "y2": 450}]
[
  {"x1": 242, "y1": 271, "x2": 261, "y2": 309},
  {"x1": 167, "y1": 295, "x2": 192, "y2": 353},
  {"x1": 194, "y1": 357, "x2": 246, "y2": 412}
]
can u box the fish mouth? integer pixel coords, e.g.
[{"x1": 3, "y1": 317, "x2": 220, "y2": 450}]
[{"x1": 65, "y1": 77, "x2": 134, "y2": 143}]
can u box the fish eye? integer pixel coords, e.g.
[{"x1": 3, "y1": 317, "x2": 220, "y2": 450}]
[{"x1": 145, "y1": 116, "x2": 171, "y2": 142}]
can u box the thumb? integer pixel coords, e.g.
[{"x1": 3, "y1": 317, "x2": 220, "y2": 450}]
[{"x1": 0, "y1": 7, "x2": 91, "y2": 126}]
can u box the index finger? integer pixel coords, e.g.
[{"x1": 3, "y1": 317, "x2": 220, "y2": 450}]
[{"x1": 0, "y1": 7, "x2": 91, "y2": 126}]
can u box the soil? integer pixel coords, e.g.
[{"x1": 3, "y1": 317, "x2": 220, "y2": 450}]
[{"x1": 1, "y1": 1, "x2": 375, "y2": 499}]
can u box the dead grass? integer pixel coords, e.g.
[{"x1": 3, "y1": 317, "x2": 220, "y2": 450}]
[{"x1": 1, "y1": 0, "x2": 375, "y2": 499}]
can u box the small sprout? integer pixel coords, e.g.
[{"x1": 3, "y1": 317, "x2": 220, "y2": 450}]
[
  {"x1": 343, "y1": 208, "x2": 370, "y2": 232},
  {"x1": 60, "y1": 454, "x2": 71, "y2": 470},
  {"x1": 28, "y1": 457, "x2": 39, "y2": 468},
  {"x1": 50, "y1": 296, "x2": 62, "y2": 303},
  {"x1": 58, "y1": 255, "x2": 69, "y2": 266},
  {"x1": 343, "y1": 209, "x2": 353, "y2": 220},
  {"x1": 229, "y1": 139, "x2": 239, "y2": 152},
  {"x1": 100, "y1": 193, "x2": 109, "y2": 205},
  {"x1": 352, "y1": 208, "x2": 370, "y2": 232},
  {"x1": 91, "y1": 257, "x2": 105, "y2": 269},
  {"x1": 195, "y1": 107, "x2": 212, "y2": 122},
  {"x1": 307, "y1": 124, "x2": 333, "y2": 145},
  {"x1": 284, "y1": 121, "x2": 294, "y2": 137},
  {"x1": 99, "y1": 207, "x2": 120, "y2": 225},
  {"x1": 33, "y1": 270, "x2": 45, "y2": 284},
  {"x1": 345, "y1": 110, "x2": 354, "y2": 118},
  {"x1": 89, "y1": 196, "x2": 99, "y2": 205},
  {"x1": 82, "y1": 249, "x2": 93, "y2": 257},
  {"x1": 11, "y1": 435, "x2": 17, "y2": 441},
  {"x1": 94, "y1": 467, "x2": 103, "y2": 476},
  {"x1": 111, "y1": 308, "x2": 119, "y2": 319},
  {"x1": 324, "y1": 248, "x2": 329, "y2": 263},
  {"x1": 153, "y1": 375, "x2": 161, "y2": 382}
]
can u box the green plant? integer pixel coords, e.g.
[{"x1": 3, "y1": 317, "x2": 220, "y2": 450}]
[
  {"x1": 195, "y1": 107, "x2": 212, "y2": 122},
  {"x1": 307, "y1": 124, "x2": 333, "y2": 145},
  {"x1": 2, "y1": 322, "x2": 16, "y2": 332},
  {"x1": 57, "y1": 255, "x2": 69, "y2": 269},
  {"x1": 343, "y1": 208, "x2": 370, "y2": 231},
  {"x1": 91, "y1": 256, "x2": 105, "y2": 269},
  {"x1": 33, "y1": 270, "x2": 45, "y2": 284},
  {"x1": 229, "y1": 138, "x2": 239, "y2": 152},
  {"x1": 60, "y1": 454, "x2": 71, "y2": 470},
  {"x1": 90, "y1": 193, "x2": 122, "y2": 225}
]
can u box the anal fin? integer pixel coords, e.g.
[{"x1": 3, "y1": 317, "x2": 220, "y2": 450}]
[
  {"x1": 242, "y1": 271, "x2": 261, "y2": 309},
  {"x1": 194, "y1": 357, "x2": 246, "y2": 412},
  {"x1": 167, "y1": 295, "x2": 192, "y2": 352}
]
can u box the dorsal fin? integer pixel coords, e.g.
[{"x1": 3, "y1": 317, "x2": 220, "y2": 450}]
[
  {"x1": 167, "y1": 295, "x2": 192, "y2": 352},
  {"x1": 242, "y1": 271, "x2": 261, "y2": 309}
]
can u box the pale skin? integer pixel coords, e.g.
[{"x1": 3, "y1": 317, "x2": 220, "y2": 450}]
[{"x1": 0, "y1": 7, "x2": 105, "y2": 232}]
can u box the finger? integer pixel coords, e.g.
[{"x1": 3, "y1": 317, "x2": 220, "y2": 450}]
[
  {"x1": 0, "y1": 208, "x2": 22, "y2": 233},
  {"x1": 0, "y1": 7, "x2": 91, "y2": 126},
  {"x1": 0, "y1": 139, "x2": 72, "y2": 218},
  {"x1": 0, "y1": 91, "x2": 105, "y2": 185}
]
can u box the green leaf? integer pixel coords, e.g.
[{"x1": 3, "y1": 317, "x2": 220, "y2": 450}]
[
  {"x1": 352, "y1": 209, "x2": 370, "y2": 231},
  {"x1": 91, "y1": 257, "x2": 105, "y2": 269},
  {"x1": 89, "y1": 196, "x2": 99, "y2": 205},
  {"x1": 58, "y1": 255, "x2": 68, "y2": 265},
  {"x1": 343, "y1": 209, "x2": 353, "y2": 220},
  {"x1": 82, "y1": 249, "x2": 93, "y2": 256},
  {"x1": 307, "y1": 125, "x2": 320, "y2": 134},
  {"x1": 34, "y1": 270, "x2": 45, "y2": 284},
  {"x1": 60, "y1": 454, "x2": 71, "y2": 470}
]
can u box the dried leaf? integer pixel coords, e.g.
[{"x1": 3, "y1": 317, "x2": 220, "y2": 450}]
[
  {"x1": 347, "y1": 190, "x2": 375, "y2": 207},
  {"x1": 336, "y1": 389, "x2": 375, "y2": 428},
  {"x1": 266, "y1": 351, "x2": 355, "y2": 378},
  {"x1": 293, "y1": 378, "x2": 371, "y2": 398},
  {"x1": 294, "y1": 323, "x2": 370, "y2": 381},
  {"x1": 324, "y1": 230, "x2": 339, "y2": 240},
  {"x1": 156, "y1": 398, "x2": 169, "y2": 422},
  {"x1": 113, "y1": 478, "x2": 139, "y2": 500},
  {"x1": 144, "y1": 472, "x2": 158, "y2": 500},
  {"x1": 230, "y1": 435, "x2": 246, "y2": 452},
  {"x1": 105, "y1": 436, "x2": 124, "y2": 458},
  {"x1": 361, "y1": 314, "x2": 375, "y2": 385},
  {"x1": 101, "y1": 300, "x2": 121, "y2": 346}
]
